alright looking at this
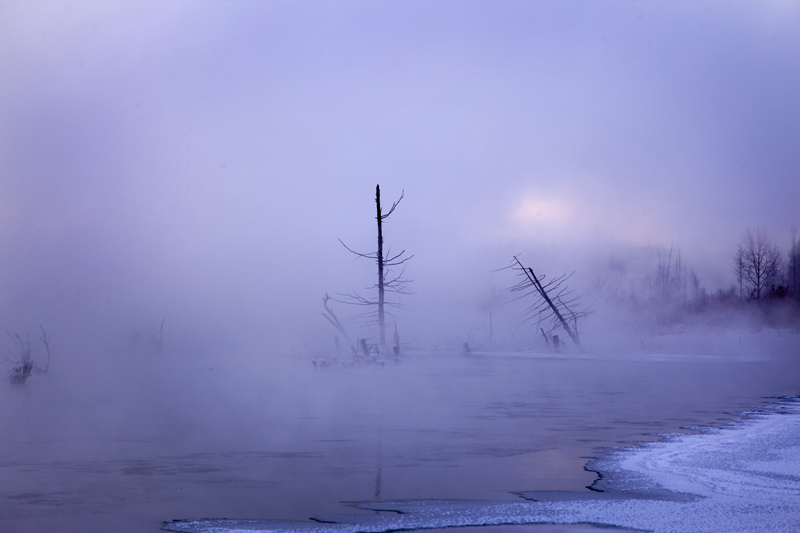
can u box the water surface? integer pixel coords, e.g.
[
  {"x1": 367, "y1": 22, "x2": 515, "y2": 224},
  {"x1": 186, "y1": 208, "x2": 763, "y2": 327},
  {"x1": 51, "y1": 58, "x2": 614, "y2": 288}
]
[{"x1": 2, "y1": 335, "x2": 799, "y2": 533}]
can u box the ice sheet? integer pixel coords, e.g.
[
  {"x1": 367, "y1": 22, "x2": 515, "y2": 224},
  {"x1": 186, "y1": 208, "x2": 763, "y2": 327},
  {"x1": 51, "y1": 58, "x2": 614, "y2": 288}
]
[{"x1": 164, "y1": 400, "x2": 800, "y2": 533}]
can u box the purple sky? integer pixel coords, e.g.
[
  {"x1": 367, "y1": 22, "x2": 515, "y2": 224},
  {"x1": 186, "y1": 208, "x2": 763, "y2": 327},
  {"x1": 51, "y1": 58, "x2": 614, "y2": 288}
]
[{"x1": 1, "y1": 1, "x2": 798, "y2": 350}]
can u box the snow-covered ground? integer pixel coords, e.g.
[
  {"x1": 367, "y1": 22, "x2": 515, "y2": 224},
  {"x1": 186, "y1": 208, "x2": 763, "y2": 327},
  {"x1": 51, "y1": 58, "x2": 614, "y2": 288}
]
[{"x1": 164, "y1": 399, "x2": 800, "y2": 533}]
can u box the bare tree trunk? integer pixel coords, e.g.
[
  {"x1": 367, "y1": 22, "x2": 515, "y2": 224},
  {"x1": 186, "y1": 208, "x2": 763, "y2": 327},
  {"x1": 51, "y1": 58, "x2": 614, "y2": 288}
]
[
  {"x1": 790, "y1": 227, "x2": 798, "y2": 298},
  {"x1": 376, "y1": 185, "x2": 386, "y2": 353},
  {"x1": 39, "y1": 326, "x2": 50, "y2": 373},
  {"x1": 736, "y1": 242, "x2": 744, "y2": 300},
  {"x1": 335, "y1": 186, "x2": 410, "y2": 354}
]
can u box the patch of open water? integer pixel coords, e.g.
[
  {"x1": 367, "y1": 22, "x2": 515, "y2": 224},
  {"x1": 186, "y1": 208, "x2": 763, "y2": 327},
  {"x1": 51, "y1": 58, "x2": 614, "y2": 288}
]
[{"x1": 2, "y1": 338, "x2": 799, "y2": 532}]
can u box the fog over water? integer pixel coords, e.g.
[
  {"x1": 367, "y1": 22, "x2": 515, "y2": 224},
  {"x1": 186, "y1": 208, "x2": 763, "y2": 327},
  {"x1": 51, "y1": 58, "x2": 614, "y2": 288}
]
[
  {"x1": 2, "y1": 0, "x2": 799, "y2": 352},
  {"x1": 1, "y1": 2, "x2": 800, "y2": 533},
  {"x1": 4, "y1": 347, "x2": 800, "y2": 533}
]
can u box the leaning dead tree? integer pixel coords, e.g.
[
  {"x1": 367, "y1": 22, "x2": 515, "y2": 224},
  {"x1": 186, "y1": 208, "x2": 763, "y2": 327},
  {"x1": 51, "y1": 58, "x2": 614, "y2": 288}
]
[
  {"x1": 510, "y1": 256, "x2": 590, "y2": 352},
  {"x1": 335, "y1": 185, "x2": 412, "y2": 354}
]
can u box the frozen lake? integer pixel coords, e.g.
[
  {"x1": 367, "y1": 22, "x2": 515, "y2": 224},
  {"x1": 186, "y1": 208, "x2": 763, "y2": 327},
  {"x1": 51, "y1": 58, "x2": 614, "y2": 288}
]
[{"x1": 2, "y1": 333, "x2": 800, "y2": 533}]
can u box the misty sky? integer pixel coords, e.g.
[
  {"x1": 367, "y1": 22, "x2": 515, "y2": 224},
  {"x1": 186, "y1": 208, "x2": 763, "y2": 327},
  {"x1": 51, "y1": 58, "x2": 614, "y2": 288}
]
[{"x1": 1, "y1": 1, "x2": 798, "y2": 352}]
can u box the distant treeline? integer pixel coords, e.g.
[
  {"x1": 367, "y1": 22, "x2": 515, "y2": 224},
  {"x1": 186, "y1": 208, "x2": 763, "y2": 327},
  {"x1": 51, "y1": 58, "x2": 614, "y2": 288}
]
[{"x1": 592, "y1": 227, "x2": 800, "y2": 329}]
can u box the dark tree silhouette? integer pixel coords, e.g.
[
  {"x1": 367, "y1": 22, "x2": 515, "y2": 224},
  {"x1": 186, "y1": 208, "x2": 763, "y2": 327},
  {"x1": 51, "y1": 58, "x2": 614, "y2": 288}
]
[
  {"x1": 738, "y1": 227, "x2": 782, "y2": 300},
  {"x1": 335, "y1": 185, "x2": 412, "y2": 354},
  {"x1": 509, "y1": 256, "x2": 590, "y2": 352},
  {"x1": 788, "y1": 227, "x2": 799, "y2": 298},
  {"x1": 734, "y1": 241, "x2": 746, "y2": 300}
]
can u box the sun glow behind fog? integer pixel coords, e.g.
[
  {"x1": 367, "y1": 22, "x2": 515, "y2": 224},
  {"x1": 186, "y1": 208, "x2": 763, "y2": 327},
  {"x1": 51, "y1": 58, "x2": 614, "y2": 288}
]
[
  {"x1": 514, "y1": 196, "x2": 574, "y2": 226},
  {"x1": 503, "y1": 184, "x2": 674, "y2": 249}
]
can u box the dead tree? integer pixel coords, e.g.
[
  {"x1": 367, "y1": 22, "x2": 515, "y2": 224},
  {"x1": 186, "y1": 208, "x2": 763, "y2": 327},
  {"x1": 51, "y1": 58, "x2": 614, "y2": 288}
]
[
  {"x1": 4, "y1": 332, "x2": 34, "y2": 384},
  {"x1": 509, "y1": 256, "x2": 590, "y2": 352},
  {"x1": 39, "y1": 326, "x2": 50, "y2": 373},
  {"x1": 152, "y1": 319, "x2": 165, "y2": 353},
  {"x1": 336, "y1": 185, "x2": 412, "y2": 354},
  {"x1": 789, "y1": 226, "x2": 799, "y2": 298},
  {"x1": 392, "y1": 319, "x2": 401, "y2": 357},
  {"x1": 322, "y1": 294, "x2": 357, "y2": 357},
  {"x1": 734, "y1": 240, "x2": 746, "y2": 301},
  {"x1": 653, "y1": 245, "x2": 685, "y2": 302},
  {"x1": 738, "y1": 227, "x2": 782, "y2": 300}
]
